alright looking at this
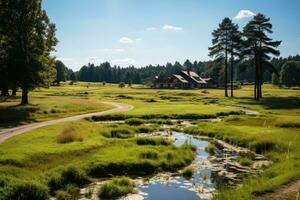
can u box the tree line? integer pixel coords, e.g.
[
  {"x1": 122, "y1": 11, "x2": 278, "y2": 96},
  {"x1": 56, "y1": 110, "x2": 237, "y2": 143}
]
[{"x1": 63, "y1": 54, "x2": 300, "y2": 88}]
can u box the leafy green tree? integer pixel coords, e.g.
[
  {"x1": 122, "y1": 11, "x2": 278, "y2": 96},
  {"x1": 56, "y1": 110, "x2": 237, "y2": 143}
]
[
  {"x1": 280, "y1": 61, "x2": 300, "y2": 87},
  {"x1": 209, "y1": 18, "x2": 234, "y2": 97},
  {"x1": 243, "y1": 13, "x2": 281, "y2": 100},
  {"x1": 1, "y1": 0, "x2": 57, "y2": 104},
  {"x1": 55, "y1": 60, "x2": 66, "y2": 85},
  {"x1": 272, "y1": 72, "x2": 279, "y2": 85}
]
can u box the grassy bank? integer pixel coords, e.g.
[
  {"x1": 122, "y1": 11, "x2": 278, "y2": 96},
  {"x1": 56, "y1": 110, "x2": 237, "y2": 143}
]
[{"x1": 0, "y1": 120, "x2": 195, "y2": 199}]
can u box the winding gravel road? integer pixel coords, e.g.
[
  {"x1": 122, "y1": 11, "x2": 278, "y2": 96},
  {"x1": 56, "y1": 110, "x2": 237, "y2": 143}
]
[{"x1": 0, "y1": 102, "x2": 134, "y2": 144}]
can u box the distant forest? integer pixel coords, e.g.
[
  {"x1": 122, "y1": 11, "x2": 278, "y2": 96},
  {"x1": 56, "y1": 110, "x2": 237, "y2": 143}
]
[{"x1": 57, "y1": 55, "x2": 300, "y2": 85}]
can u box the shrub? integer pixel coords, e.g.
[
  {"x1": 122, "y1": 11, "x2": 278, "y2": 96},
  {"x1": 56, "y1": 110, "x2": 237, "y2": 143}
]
[
  {"x1": 249, "y1": 140, "x2": 276, "y2": 154},
  {"x1": 98, "y1": 177, "x2": 134, "y2": 199},
  {"x1": 55, "y1": 190, "x2": 72, "y2": 200},
  {"x1": 56, "y1": 127, "x2": 83, "y2": 144},
  {"x1": 125, "y1": 118, "x2": 144, "y2": 126},
  {"x1": 136, "y1": 137, "x2": 171, "y2": 146},
  {"x1": 48, "y1": 166, "x2": 89, "y2": 192},
  {"x1": 238, "y1": 157, "x2": 253, "y2": 166},
  {"x1": 134, "y1": 125, "x2": 157, "y2": 133},
  {"x1": 148, "y1": 119, "x2": 174, "y2": 125},
  {"x1": 3, "y1": 181, "x2": 49, "y2": 200},
  {"x1": 101, "y1": 126, "x2": 135, "y2": 139},
  {"x1": 205, "y1": 143, "x2": 216, "y2": 155},
  {"x1": 119, "y1": 82, "x2": 125, "y2": 88},
  {"x1": 182, "y1": 166, "x2": 194, "y2": 179}
]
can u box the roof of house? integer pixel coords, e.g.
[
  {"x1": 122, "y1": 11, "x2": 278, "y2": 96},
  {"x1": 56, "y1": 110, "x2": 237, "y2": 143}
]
[
  {"x1": 181, "y1": 71, "x2": 200, "y2": 78},
  {"x1": 172, "y1": 74, "x2": 189, "y2": 83}
]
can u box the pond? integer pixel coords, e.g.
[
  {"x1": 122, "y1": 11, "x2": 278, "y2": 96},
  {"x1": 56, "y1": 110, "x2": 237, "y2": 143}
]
[{"x1": 137, "y1": 132, "x2": 215, "y2": 200}]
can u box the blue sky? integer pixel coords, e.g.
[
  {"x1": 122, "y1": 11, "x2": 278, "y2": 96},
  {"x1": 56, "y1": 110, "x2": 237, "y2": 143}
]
[{"x1": 43, "y1": 0, "x2": 300, "y2": 70}]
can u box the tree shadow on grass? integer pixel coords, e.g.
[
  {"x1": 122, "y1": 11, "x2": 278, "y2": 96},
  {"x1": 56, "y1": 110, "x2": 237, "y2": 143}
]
[
  {"x1": 0, "y1": 104, "x2": 39, "y2": 128},
  {"x1": 237, "y1": 97, "x2": 300, "y2": 109}
]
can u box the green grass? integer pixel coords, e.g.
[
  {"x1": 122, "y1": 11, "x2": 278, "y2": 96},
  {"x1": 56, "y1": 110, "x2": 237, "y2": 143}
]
[
  {"x1": 98, "y1": 177, "x2": 134, "y2": 199},
  {"x1": 0, "y1": 83, "x2": 300, "y2": 199},
  {"x1": 0, "y1": 120, "x2": 195, "y2": 198}
]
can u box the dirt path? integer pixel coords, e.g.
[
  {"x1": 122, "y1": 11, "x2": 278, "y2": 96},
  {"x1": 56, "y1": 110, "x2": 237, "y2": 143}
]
[
  {"x1": 256, "y1": 180, "x2": 300, "y2": 200},
  {"x1": 0, "y1": 102, "x2": 134, "y2": 144}
]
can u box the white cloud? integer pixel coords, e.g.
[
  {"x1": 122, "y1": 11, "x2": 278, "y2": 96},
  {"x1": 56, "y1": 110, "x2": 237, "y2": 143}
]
[
  {"x1": 146, "y1": 27, "x2": 157, "y2": 31},
  {"x1": 233, "y1": 10, "x2": 255, "y2": 20},
  {"x1": 162, "y1": 24, "x2": 183, "y2": 32},
  {"x1": 102, "y1": 48, "x2": 124, "y2": 52},
  {"x1": 119, "y1": 37, "x2": 142, "y2": 44},
  {"x1": 112, "y1": 58, "x2": 136, "y2": 66},
  {"x1": 56, "y1": 57, "x2": 73, "y2": 62}
]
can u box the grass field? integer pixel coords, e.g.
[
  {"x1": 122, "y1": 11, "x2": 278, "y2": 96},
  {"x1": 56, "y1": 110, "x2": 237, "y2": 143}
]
[{"x1": 0, "y1": 83, "x2": 299, "y2": 199}]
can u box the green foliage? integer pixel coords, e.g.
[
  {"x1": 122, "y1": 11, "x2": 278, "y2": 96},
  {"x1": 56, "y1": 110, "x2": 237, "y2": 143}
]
[
  {"x1": 139, "y1": 150, "x2": 159, "y2": 160},
  {"x1": 136, "y1": 137, "x2": 171, "y2": 146},
  {"x1": 280, "y1": 61, "x2": 300, "y2": 87},
  {"x1": 0, "y1": 0, "x2": 58, "y2": 104},
  {"x1": 125, "y1": 118, "x2": 144, "y2": 125},
  {"x1": 101, "y1": 125, "x2": 135, "y2": 138},
  {"x1": 98, "y1": 177, "x2": 134, "y2": 199},
  {"x1": 48, "y1": 166, "x2": 89, "y2": 193},
  {"x1": 243, "y1": 13, "x2": 281, "y2": 100},
  {"x1": 182, "y1": 166, "x2": 194, "y2": 179},
  {"x1": 119, "y1": 82, "x2": 125, "y2": 88},
  {"x1": 237, "y1": 157, "x2": 253, "y2": 166},
  {"x1": 205, "y1": 143, "x2": 216, "y2": 155},
  {"x1": 0, "y1": 181, "x2": 49, "y2": 200}
]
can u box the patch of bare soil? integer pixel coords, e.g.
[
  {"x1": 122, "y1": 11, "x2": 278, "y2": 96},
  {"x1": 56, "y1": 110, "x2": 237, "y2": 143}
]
[{"x1": 256, "y1": 180, "x2": 300, "y2": 200}]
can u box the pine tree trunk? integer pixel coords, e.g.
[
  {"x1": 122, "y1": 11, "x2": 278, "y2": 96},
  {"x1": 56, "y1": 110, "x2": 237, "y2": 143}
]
[
  {"x1": 254, "y1": 54, "x2": 259, "y2": 100},
  {"x1": 224, "y1": 49, "x2": 228, "y2": 97},
  {"x1": 21, "y1": 87, "x2": 29, "y2": 105},
  {"x1": 230, "y1": 53, "x2": 234, "y2": 97}
]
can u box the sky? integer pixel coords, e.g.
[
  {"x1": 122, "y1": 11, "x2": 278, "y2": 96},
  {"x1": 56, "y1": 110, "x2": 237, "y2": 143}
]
[{"x1": 43, "y1": 0, "x2": 300, "y2": 71}]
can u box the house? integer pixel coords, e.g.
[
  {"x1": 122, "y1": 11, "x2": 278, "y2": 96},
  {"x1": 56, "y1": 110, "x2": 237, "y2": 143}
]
[{"x1": 153, "y1": 70, "x2": 212, "y2": 89}]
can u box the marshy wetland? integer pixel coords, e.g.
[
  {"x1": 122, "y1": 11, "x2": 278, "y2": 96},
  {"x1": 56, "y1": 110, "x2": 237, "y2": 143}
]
[{"x1": 0, "y1": 83, "x2": 299, "y2": 200}]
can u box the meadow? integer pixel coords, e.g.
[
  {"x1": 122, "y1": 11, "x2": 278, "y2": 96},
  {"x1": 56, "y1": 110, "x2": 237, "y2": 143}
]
[{"x1": 0, "y1": 82, "x2": 299, "y2": 199}]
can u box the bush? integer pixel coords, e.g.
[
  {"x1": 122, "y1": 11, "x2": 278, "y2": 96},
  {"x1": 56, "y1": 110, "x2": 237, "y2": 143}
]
[
  {"x1": 136, "y1": 137, "x2": 171, "y2": 146},
  {"x1": 148, "y1": 119, "x2": 174, "y2": 125},
  {"x1": 56, "y1": 127, "x2": 83, "y2": 144},
  {"x1": 119, "y1": 82, "x2": 125, "y2": 88},
  {"x1": 238, "y1": 157, "x2": 253, "y2": 166},
  {"x1": 101, "y1": 126, "x2": 135, "y2": 139},
  {"x1": 134, "y1": 125, "x2": 157, "y2": 133},
  {"x1": 125, "y1": 118, "x2": 144, "y2": 126},
  {"x1": 48, "y1": 166, "x2": 89, "y2": 192},
  {"x1": 249, "y1": 140, "x2": 276, "y2": 154},
  {"x1": 3, "y1": 181, "x2": 49, "y2": 200},
  {"x1": 205, "y1": 143, "x2": 216, "y2": 155},
  {"x1": 182, "y1": 166, "x2": 193, "y2": 179},
  {"x1": 98, "y1": 177, "x2": 134, "y2": 199},
  {"x1": 55, "y1": 190, "x2": 72, "y2": 200}
]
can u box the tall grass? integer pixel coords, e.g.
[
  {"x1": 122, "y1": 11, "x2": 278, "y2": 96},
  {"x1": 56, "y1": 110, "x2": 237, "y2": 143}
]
[
  {"x1": 56, "y1": 127, "x2": 83, "y2": 144},
  {"x1": 98, "y1": 177, "x2": 134, "y2": 199}
]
